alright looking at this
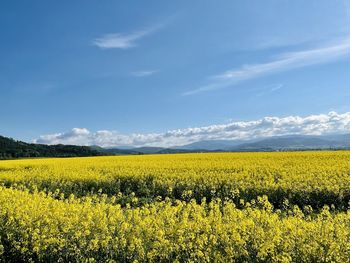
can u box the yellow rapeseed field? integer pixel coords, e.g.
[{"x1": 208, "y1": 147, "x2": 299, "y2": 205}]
[{"x1": 1, "y1": 151, "x2": 350, "y2": 262}]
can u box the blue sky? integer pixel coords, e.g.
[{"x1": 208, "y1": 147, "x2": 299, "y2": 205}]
[{"x1": 2, "y1": 0, "x2": 350, "y2": 146}]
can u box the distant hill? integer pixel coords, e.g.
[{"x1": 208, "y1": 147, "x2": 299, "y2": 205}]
[
  {"x1": 2, "y1": 133, "x2": 350, "y2": 159},
  {"x1": 228, "y1": 135, "x2": 350, "y2": 151},
  {"x1": 94, "y1": 134, "x2": 350, "y2": 154},
  {"x1": 157, "y1": 148, "x2": 209, "y2": 154},
  {"x1": 168, "y1": 135, "x2": 350, "y2": 152},
  {"x1": 0, "y1": 135, "x2": 102, "y2": 159},
  {"x1": 101, "y1": 148, "x2": 142, "y2": 155},
  {"x1": 103, "y1": 147, "x2": 193, "y2": 155},
  {"x1": 130, "y1": 147, "x2": 165, "y2": 154},
  {"x1": 173, "y1": 140, "x2": 245, "y2": 151}
]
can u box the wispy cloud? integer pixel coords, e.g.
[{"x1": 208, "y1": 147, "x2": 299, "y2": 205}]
[
  {"x1": 269, "y1": 84, "x2": 283, "y2": 92},
  {"x1": 34, "y1": 111, "x2": 350, "y2": 147},
  {"x1": 93, "y1": 25, "x2": 161, "y2": 49},
  {"x1": 255, "y1": 83, "x2": 284, "y2": 97},
  {"x1": 183, "y1": 38, "x2": 350, "y2": 95},
  {"x1": 130, "y1": 70, "x2": 158, "y2": 77}
]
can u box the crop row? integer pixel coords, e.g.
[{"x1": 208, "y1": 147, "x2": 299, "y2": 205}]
[
  {"x1": 1, "y1": 152, "x2": 350, "y2": 209},
  {"x1": 1, "y1": 187, "x2": 350, "y2": 262}
]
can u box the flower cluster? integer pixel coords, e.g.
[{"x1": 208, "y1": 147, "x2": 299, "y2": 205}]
[
  {"x1": 0, "y1": 188, "x2": 350, "y2": 262},
  {"x1": 0, "y1": 151, "x2": 350, "y2": 262},
  {"x1": 0, "y1": 151, "x2": 350, "y2": 209}
]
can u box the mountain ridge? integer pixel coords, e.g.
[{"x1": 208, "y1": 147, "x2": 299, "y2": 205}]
[
  {"x1": 2, "y1": 133, "x2": 350, "y2": 159},
  {"x1": 100, "y1": 134, "x2": 350, "y2": 154}
]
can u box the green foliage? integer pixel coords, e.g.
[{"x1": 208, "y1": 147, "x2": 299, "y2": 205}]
[{"x1": 0, "y1": 135, "x2": 102, "y2": 159}]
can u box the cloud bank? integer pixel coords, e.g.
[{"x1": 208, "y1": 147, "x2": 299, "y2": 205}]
[
  {"x1": 34, "y1": 112, "x2": 350, "y2": 147},
  {"x1": 184, "y1": 38, "x2": 350, "y2": 95}
]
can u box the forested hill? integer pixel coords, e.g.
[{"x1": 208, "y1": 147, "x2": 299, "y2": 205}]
[{"x1": 0, "y1": 135, "x2": 102, "y2": 159}]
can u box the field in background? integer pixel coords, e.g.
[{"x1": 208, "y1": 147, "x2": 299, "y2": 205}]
[{"x1": 1, "y1": 152, "x2": 350, "y2": 262}]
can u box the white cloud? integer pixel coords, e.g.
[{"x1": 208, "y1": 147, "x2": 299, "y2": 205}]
[
  {"x1": 36, "y1": 128, "x2": 90, "y2": 146},
  {"x1": 255, "y1": 83, "x2": 284, "y2": 97},
  {"x1": 34, "y1": 112, "x2": 350, "y2": 147},
  {"x1": 183, "y1": 38, "x2": 350, "y2": 95},
  {"x1": 93, "y1": 25, "x2": 161, "y2": 49},
  {"x1": 130, "y1": 70, "x2": 158, "y2": 77}
]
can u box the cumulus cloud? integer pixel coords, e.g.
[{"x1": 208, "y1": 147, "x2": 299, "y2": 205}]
[
  {"x1": 36, "y1": 128, "x2": 91, "y2": 146},
  {"x1": 34, "y1": 112, "x2": 350, "y2": 147}
]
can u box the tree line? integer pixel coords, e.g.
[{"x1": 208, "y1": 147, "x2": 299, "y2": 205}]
[{"x1": 0, "y1": 135, "x2": 102, "y2": 159}]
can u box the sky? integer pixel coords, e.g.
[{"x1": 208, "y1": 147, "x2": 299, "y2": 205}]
[{"x1": 2, "y1": 0, "x2": 350, "y2": 147}]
